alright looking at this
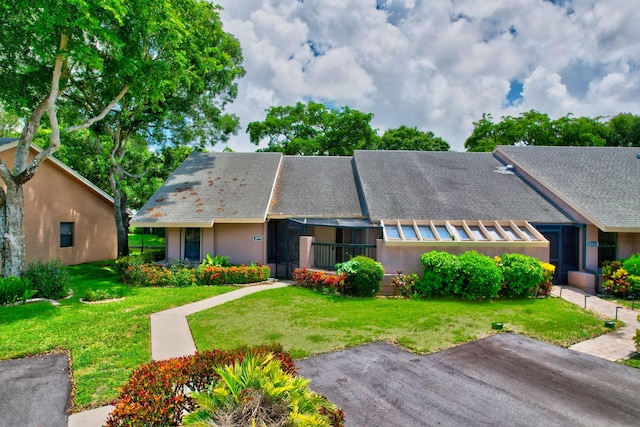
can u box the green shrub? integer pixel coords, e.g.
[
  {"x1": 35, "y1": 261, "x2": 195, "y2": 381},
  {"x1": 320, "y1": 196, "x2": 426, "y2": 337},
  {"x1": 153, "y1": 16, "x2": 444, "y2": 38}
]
[
  {"x1": 83, "y1": 288, "x2": 124, "y2": 302},
  {"x1": 0, "y1": 276, "x2": 35, "y2": 305},
  {"x1": 456, "y1": 251, "x2": 502, "y2": 299},
  {"x1": 391, "y1": 272, "x2": 420, "y2": 298},
  {"x1": 498, "y1": 253, "x2": 544, "y2": 298},
  {"x1": 336, "y1": 256, "x2": 384, "y2": 297},
  {"x1": 115, "y1": 252, "x2": 159, "y2": 276},
  {"x1": 184, "y1": 353, "x2": 342, "y2": 427},
  {"x1": 200, "y1": 253, "x2": 230, "y2": 268},
  {"x1": 416, "y1": 251, "x2": 461, "y2": 297},
  {"x1": 601, "y1": 260, "x2": 633, "y2": 296},
  {"x1": 635, "y1": 330, "x2": 640, "y2": 352},
  {"x1": 623, "y1": 253, "x2": 640, "y2": 277},
  {"x1": 24, "y1": 259, "x2": 70, "y2": 299}
]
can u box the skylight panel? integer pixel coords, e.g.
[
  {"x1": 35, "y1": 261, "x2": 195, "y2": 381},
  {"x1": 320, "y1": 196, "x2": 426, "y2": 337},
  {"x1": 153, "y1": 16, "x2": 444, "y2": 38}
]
[
  {"x1": 469, "y1": 226, "x2": 487, "y2": 241},
  {"x1": 455, "y1": 226, "x2": 471, "y2": 241},
  {"x1": 435, "y1": 225, "x2": 452, "y2": 240},
  {"x1": 485, "y1": 226, "x2": 505, "y2": 240},
  {"x1": 417, "y1": 225, "x2": 435, "y2": 240},
  {"x1": 520, "y1": 228, "x2": 538, "y2": 241},
  {"x1": 385, "y1": 224, "x2": 401, "y2": 239},
  {"x1": 503, "y1": 226, "x2": 522, "y2": 241},
  {"x1": 401, "y1": 225, "x2": 418, "y2": 239}
]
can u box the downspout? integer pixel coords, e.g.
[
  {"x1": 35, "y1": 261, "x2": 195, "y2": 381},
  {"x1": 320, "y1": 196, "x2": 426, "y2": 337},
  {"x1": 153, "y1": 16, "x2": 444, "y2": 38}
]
[{"x1": 582, "y1": 225, "x2": 600, "y2": 293}]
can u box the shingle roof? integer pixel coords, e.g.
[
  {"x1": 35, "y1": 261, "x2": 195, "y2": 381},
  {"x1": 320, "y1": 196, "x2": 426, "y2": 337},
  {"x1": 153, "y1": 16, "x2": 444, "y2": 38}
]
[
  {"x1": 495, "y1": 146, "x2": 640, "y2": 231},
  {"x1": 0, "y1": 137, "x2": 18, "y2": 147},
  {"x1": 268, "y1": 156, "x2": 365, "y2": 218},
  {"x1": 131, "y1": 151, "x2": 282, "y2": 226},
  {"x1": 353, "y1": 150, "x2": 572, "y2": 223}
]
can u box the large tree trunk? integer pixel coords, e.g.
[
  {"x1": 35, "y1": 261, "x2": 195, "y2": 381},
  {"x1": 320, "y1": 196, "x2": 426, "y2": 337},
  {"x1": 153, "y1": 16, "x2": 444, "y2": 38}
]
[
  {"x1": 116, "y1": 189, "x2": 130, "y2": 257},
  {"x1": 1, "y1": 182, "x2": 26, "y2": 277}
]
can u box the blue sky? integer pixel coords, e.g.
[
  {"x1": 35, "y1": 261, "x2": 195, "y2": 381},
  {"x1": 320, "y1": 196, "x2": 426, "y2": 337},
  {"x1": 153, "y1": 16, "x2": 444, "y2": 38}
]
[{"x1": 215, "y1": 0, "x2": 640, "y2": 152}]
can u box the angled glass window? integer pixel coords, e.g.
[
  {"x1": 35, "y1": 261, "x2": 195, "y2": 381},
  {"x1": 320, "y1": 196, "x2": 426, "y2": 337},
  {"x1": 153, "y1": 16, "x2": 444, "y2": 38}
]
[
  {"x1": 401, "y1": 225, "x2": 418, "y2": 240},
  {"x1": 435, "y1": 225, "x2": 451, "y2": 240},
  {"x1": 385, "y1": 224, "x2": 401, "y2": 239},
  {"x1": 503, "y1": 226, "x2": 522, "y2": 241},
  {"x1": 417, "y1": 225, "x2": 435, "y2": 240},
  {"x1": 485, "y1": 226, "x2": 504, "y2": 241},
  {"x1": 469, "y1": 226, "x2": 487, "y2": 241},
  {"x1": 520, "y1": 228, "x2": 538, "y2": 241},
  {"x1": 454, "y1": 226, "x2": 471, "y2": 241}
]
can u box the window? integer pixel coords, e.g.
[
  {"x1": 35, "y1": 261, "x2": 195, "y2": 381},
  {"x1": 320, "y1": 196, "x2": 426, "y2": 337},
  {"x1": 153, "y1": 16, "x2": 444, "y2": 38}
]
[
  {"x1": 469, "y1": 226, "x2": 487, "y2": 241},
  {"x1": 417, "y1": 225, "x2": 435, "y2": 240},
  {"x1": 484, "y1": 226, "x2": 505, "y2": 241},
  {"x1": 384, "y1": 224, "x2": 401, "y2": 239},
  {"x1": 502, "y1": 226, "x2": 522, "y2": 241},
  {"x1": 598, "y1": 230, "x2": 617, "y2": 266},
  {"x1": 454, "y1": 226, "x2": 471, "y2": 241},
  {"x1": 435, "y1": 225, "x2": 451, "y2": 240},
  {"x1": 184, "y1": 228, "x2": 201, "y2": 260},
  {"x1": 401, "y1": 225, "x2": 418, "y2": 240},
  {"x1": 60, "y1": 222, "x2": 73, "y2": 247}
]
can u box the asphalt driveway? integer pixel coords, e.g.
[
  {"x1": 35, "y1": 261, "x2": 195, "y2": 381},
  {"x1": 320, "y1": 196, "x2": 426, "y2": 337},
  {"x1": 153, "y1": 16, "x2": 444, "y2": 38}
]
[
  {"x1": 296, "y1": 334, "x2": 640, "y2": 426},
  {"x1": 0, "y1": 352, "x2": 70, "y2": 427}
]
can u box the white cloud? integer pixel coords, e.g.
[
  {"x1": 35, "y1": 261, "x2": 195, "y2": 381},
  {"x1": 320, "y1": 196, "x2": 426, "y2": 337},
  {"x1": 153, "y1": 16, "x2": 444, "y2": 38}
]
[{"x1": 214, "y1": 0, "x2": 640, "y2": 152}]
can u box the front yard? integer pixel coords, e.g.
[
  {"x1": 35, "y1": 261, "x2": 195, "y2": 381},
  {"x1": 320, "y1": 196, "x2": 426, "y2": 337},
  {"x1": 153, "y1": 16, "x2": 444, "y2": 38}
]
[{"x1": 0, "y1": 262, "x2": 612, "y2": 412}]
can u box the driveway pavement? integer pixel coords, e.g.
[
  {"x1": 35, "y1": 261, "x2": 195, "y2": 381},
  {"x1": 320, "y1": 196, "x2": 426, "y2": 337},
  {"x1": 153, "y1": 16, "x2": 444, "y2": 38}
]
[
  {"x1": 297, "y1": 334, "x2": 640, "y2": 427},
  {"x1": 0, "y1": 352, "x2": 70, "y2": 427}
]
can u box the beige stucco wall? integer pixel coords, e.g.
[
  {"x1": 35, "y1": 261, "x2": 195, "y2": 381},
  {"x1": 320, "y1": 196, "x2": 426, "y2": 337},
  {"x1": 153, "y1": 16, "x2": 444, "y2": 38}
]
[
  {"x1": 583, "y1": 224, "x2": 599, "y2": 272},
  {"x1": 0, "y1": 146, "x2": 116, "y2": 265},
  {"x1": 618, "y1": 232, "x2": 640, "y2": 259},
  {"x1": 214, "y1": 223, "x2": 266, "y2": 265},
  {"x1": 376, "y1": 240, "x2": 550, "y2": 276}
]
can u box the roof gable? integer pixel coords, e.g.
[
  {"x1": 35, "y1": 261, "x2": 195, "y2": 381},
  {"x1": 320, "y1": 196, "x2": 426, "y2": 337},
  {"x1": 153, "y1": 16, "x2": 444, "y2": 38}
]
[
  {"x1": 353, "y1": 150, "x2": 571, "y2": 223},
  {"x1": 132, "y1": 151, "x2": 282, "y2": 226},
  {"x1": 495, "y1": 145, "x2": 640, "y2": 231},
  {"x1": 268, "y1": 156, "x2": 365, "y2": 218}
]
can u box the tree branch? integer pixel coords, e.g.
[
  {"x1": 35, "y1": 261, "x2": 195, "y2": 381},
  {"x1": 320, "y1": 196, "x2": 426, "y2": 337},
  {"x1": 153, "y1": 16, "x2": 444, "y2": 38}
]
[{"x1": 64, "y1": 85, "x2": 129, "y2": 133}]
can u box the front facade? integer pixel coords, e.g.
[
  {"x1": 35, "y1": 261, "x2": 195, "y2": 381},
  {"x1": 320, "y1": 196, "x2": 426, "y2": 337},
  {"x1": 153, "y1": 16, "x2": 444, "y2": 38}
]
[
  {"x1": 0, "y1": 139, "x2": 117, "y2": 265},
  {"x1": 130, "y1": 147, "x2": 640, "y2": 292}
]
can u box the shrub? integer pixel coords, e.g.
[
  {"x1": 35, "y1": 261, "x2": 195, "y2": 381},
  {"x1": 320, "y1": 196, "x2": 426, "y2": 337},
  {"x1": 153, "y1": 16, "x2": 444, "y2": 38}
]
[
  {"x1": 456, "y1": 251, "x2": 502, "y2": 299},
  {"x1": 498, "y1": 253, "x2": 544, "y2": 298},
  {"x1": 416, "y1": 251, "x2": 461, "y2": 297},
  {"x1": 336, "y1": 256, "x2": 384, "y2": 297},
  {"x1": 292, "y1": 268, "x2": 346, "y2": 294},
  {"x1": 115, "y1": 252, "x2": 159, "y2": 276},
  {"x1": 391, "y1": 271, "x2": 420, "y2": 298},
  {"x1": 104, "y1": 344, "x2": 339, "y2": 427},
  {"x1": 623, "y1": 253, "x2": 640, "y2": 277},
  {"x1": 601, "y1": 260, "x2": 633, "y2": 296},
  {"x1": 0, "y1": 276, "x2": 36, "y2": 305},
  {"x1": 24, "y1": 259, "x2": 70, "y2": 299},
  {"x1": 200, "y1": 253, "x2": 230, "y2": 268},
  {"x1": 82, "y1": 288, "x2": 124, "y2": 302},
  {"x1": 183, "y1": 353, "x2": 343, "y2": 427},
  {"x1": 196, "y1": 264, "x2": 270, "y2": 286},
  {"x1": 634, "y1": 330, "x2": 640, "y2": 352},
  {"x1": 122, "y1": 263, "x2": 175, "y2": 287},
  {"x1": 537, "y1": 262, "x2": 556, "y2": 297}
]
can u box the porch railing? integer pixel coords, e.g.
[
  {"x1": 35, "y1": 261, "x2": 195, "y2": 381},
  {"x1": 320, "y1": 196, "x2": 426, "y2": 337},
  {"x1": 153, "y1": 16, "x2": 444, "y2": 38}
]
[{"x1": 312, "y1": 242, "x2": 377, "y2": 270}]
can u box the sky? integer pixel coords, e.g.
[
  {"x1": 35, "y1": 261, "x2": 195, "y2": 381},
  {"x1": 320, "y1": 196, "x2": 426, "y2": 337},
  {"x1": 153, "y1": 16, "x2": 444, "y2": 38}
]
[{"x1": 214, "y1": 0, "x2": 640, "y2": 152}]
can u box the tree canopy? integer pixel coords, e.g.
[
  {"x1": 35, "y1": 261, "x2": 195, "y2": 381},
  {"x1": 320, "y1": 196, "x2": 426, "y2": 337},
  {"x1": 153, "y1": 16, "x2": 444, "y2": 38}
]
[
  {"x1": 464, "y1": 110, "x2": 640, "y2": 152},
  {"x1": 375, "y1": 126, "x2": 450, "y2": 151}
]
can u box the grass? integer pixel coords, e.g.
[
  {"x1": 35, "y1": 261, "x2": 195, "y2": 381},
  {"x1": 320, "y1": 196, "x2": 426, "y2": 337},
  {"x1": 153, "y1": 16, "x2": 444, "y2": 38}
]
[
  {"x1": 0, "y1": 261, "x2": 236, "y2": 411},
  {"x1": 189, "y1": 287, "x2": 610, "y2": 359},
  {"x1": 128, "y1": 233, "x2": 165, "y2": 249}
]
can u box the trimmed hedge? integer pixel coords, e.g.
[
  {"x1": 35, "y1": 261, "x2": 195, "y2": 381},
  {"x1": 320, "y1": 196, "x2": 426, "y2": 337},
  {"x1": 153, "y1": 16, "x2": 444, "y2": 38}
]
[
  {"x1": 416, "y1": 251, "x2": 461, "y2": 297},
  {"x1": 457, "y1": 251, "x2": 502, "y2": 299},
  {"x1": 196, "y1": 264, "x2": 270, "y2": 286},
  {"x1": 292, "y1": 268, "x2": 346, "y2": 294},
  {"x1": 498, "y1": 253, "x2": 544, "y2": 298},
  {"x1": 121, "y1": 262, "x2": 270, "y2": 287},
  {"x1": 336, "y1": 256, "x2": 384, "y2": 297},
  {"x1": 105, "y1": 344, "x2": 344, "y2": 427}
]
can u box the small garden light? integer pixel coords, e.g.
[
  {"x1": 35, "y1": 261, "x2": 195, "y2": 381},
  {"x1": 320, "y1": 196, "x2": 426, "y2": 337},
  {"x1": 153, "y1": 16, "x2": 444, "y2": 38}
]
[
  {"x1": 604, "y1": 321, "x2": 615, "y2": 329},
  {"x1": 492, "y1": 322, "x2": 503, "y2": 330}
]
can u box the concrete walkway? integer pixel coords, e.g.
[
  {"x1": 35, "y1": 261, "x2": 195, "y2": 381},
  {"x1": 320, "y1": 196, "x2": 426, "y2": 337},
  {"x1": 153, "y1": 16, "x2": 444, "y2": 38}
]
[
  {"x1": 68, "y1": 283, "x2": 639, "y2": 427},
  {"x1": 551, "y1": 285, "x2": 640, "y2": 361},
  {"x1": 68, "y1": 281, "x2": 289, "y2": 427}
]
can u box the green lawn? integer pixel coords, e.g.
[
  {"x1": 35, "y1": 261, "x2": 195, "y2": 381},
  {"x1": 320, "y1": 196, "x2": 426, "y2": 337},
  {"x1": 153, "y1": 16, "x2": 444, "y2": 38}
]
[
  {"x1": 189, "y1": 287, "x2": 610, "y2": 359},
  {"x1": 0, "y1": 261, "x2": 236, "y2": 411},
  {"x1": 128, "y1": 233, "x2": 165, "y2": 250}
]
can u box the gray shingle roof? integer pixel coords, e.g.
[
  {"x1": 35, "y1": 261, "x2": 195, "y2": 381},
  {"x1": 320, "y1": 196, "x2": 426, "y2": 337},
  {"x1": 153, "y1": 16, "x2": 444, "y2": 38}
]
[
  {"x1": 0, "y1": 138, "x2": 18, "y2": 147},
  {"x1": 268, "y1": 156, "x2": 365, "y2": 218},
  {"x1": 495, "y1": 146, "x2": 640, "y2": 231},
  {"x1": 131, "y1": 151, "x2": 282, "y2": 226},
  {"x1": 353, "y1": 150, "x2": 572, "y2": 223}
]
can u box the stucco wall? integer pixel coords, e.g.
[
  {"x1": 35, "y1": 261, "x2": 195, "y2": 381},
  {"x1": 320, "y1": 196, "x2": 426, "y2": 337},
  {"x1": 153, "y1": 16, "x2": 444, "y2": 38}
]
[
  {"x1": 376, "y1": 240, "x2": 549, "y2": 276},
  {"x1": 214, "y1": 223, "x2": 266, "y2": 265},
  {"x1": 618, "y1": 232, "x2": 640, "y2": 259},
  {"x1": 0, "y1": 146, "x2": 116, "y2": 265}
]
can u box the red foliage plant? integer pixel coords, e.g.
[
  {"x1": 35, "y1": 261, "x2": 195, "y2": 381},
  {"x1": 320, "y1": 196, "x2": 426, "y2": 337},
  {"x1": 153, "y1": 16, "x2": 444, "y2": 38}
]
[{"x1": 292, "y1": 268, "x2": 346, "y2": 293}]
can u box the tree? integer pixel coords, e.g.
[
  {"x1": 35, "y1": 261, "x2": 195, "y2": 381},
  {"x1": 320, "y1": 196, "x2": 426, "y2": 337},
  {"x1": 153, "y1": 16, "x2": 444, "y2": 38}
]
[
  {"x1": 0, "y1": 105, "x2": 21, "y2": 137},
  {"x1": 607, "y1": 113, "x2": 640, "y2": 147},
  {"x1": 58, "y1": 0, "x2": 244, "y2": 256},
  {"x1": 374, "y1": 126, "x2": 450, "y2": 151},
  {"x1": 0, "y1": 0, "x2": 243, "y2": 274},
  {"x1": 247, "y1": 101, "x2": 377, "y2": 155}
]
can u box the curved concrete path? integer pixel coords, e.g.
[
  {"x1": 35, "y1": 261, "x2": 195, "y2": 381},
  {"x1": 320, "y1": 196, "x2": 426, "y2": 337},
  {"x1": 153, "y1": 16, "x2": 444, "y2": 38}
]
[
  {"x1": 69, "y1": 283, "x2": 638, "y2": 427},
  {"x1": 68, "y1": 282, "x2": 289, "y2": 427}
]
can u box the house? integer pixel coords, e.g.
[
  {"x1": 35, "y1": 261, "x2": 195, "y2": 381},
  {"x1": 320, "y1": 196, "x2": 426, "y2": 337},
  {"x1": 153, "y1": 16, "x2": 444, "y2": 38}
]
[
  {"x1": 132, "y1": 146, "x2": 640, "y2": 293},
  {"x1": 0, "y1": 138, "x2": 117, "y2": 266}
]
